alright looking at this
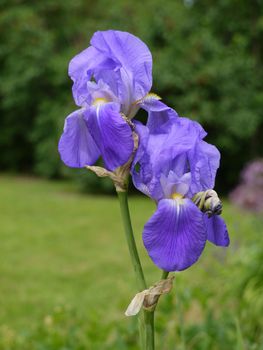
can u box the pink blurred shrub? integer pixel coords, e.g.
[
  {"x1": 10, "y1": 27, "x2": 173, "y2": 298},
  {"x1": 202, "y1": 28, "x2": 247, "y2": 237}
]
[{"x1": 229, "y1": 159, "x2": 263, "y2": 212}]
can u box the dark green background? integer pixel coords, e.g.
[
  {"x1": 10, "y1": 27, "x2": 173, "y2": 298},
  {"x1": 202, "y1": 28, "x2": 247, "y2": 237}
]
[{"x1": 1, "y1": 0, "x2": 262, "y2": 193}]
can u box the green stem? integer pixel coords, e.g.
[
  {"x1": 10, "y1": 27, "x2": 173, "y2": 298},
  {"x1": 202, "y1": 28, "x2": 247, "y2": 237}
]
[
  {"x1": 117, "y1": 190, "x2": 155, "y2": 349},
  {"x1": 117, "y1": 190, "x2": 146, "y2": 291},
  {"x1": 161, "y1": 270, "x2": 169, "y2": 279},
  {"x1": 144, "y1": 310, "x2": 155, "y2": 350},
  {"x1": 175, "y1": 280, "x2": 185, "y2": 350}
]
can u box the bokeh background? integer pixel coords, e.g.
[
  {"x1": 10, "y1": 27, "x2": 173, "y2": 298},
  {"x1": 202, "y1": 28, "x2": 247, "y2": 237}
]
[{"x1": 0, "y1": 0, "x2": 263, "y2": 349}]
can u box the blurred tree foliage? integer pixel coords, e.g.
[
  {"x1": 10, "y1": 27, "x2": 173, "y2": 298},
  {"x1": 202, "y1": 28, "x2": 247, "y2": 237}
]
[{"x1": 0, "y1": 0, "x2": 262, "y2": 192}]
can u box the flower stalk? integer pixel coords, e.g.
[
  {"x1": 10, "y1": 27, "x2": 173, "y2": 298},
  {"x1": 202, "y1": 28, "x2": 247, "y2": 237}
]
[
  {"x1": 144, "y1": 311, "x2": 155, "y2": 350},
  {"x1": 117, "y1": 189, "x2": 155, "y2": 349},
  {"x1": 117, "y1": 190, "x2": 146, "y2": 291}
]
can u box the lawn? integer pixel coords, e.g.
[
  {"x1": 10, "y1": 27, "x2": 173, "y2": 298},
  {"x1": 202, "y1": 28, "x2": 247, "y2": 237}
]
[{"x1": 0, "y1": 175, "x2": 263, "y2": 350}]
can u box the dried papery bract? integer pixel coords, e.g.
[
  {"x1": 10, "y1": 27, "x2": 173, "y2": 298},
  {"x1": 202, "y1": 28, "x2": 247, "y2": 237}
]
[{"x1": 125, "y1": 276, "x2": 174, "y2": 316}]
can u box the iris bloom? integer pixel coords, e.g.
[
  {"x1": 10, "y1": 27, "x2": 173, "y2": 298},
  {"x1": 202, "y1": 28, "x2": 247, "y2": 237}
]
[
  {"x1": 59, "y1": 30, "x2": 154, "y2": 171},
  {"x1": 132, "y1": 112, "x2": 229, "y2": 272}
]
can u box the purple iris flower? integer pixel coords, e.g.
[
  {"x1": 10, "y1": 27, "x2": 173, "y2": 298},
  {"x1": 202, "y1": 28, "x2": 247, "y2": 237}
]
[
  {"x1": 58, "y1": 30, "x2": 153, "y2": 171},
  {"x1": 132, "y1": 115, "x2": 229, "y2": 272}
]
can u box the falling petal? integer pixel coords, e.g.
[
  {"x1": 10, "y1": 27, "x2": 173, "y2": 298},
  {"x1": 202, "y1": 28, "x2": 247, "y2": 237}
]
[
  {"x1": 205, "y1": 215, "x2": 230, "y2": 247},
  {"x1": 85, "y1": 102, "x2": 134, "y2": 171},
  {"x1": 143, "y1": 198, "x2": 207, "y2": 271},
  {"x1": 58, "y1": 109, "x2": 100, "y2": 168}
]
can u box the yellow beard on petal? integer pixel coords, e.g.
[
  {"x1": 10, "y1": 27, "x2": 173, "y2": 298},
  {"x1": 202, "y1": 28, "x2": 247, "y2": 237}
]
[
  {"x1": 134, "y1": 92, "x2": 162, "y2": 105},
  {"x1": 171, "y1": 192, "x2": 183, "y2": 200},
  {"x1": 92, "y1": 97, "x2": 109, "y2": 106},
  {"x1": 144, "y1": 92, "x2": 161, "y2": 101}
]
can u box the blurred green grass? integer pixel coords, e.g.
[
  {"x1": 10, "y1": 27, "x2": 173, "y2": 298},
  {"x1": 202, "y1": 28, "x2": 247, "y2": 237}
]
[{"x1": 0, "y1": 175, "x2": 263, "y2": 350}]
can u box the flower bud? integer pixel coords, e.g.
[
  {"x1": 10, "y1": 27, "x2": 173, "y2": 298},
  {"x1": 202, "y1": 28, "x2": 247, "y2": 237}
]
[{"x1": 192, "y1": 190, "x2": 222, "y2": 217}]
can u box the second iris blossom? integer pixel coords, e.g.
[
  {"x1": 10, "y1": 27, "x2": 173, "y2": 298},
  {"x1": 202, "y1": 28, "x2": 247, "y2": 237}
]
[{"x1": 59, "y1": 30, "x2": 229, "y2": 273}]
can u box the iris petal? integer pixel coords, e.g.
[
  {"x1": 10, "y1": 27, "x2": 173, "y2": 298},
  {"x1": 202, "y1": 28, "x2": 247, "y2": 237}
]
[
  {"x1": 140, "y1": 99, "x2": 179, "y2": 134},
  {"x1": 188, "y1": 140, "x2": 220, "y2": 196},
  {"x1": 143, "y1": 198, "x2": 207, "y2": 271},
  {"x1": 205, "y1": 215, "x2": 230, "y2": 247},
  {"x1": 85, "y1": 102, "x2": 134, "y2": 171},
  {"x1": 131, "y1": 122, "x2": 152, "y2": 197},
  {"x1": 131, "y1": 115, "x2": 207, "y2": 201},
  {"x1": 69, "y1": 46, "x2": 116, "y2": 106},
  {"x1": 58, "y1": 109, "x2": 100, "y2": 168},
  {"x1": 91, "y1": 30, "x2": 152, "y2": 104}
]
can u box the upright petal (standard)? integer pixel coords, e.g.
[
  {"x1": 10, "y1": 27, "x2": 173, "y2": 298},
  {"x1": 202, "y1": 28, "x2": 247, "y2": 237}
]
[{"x1": 91, "y1": 30, "x2": 152, "y2": 107}]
